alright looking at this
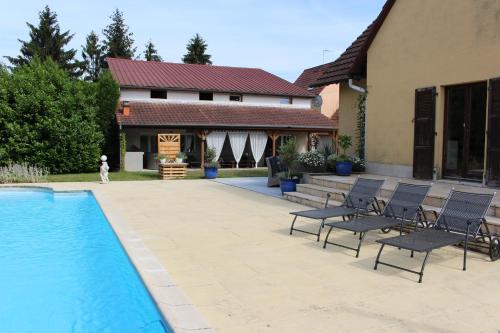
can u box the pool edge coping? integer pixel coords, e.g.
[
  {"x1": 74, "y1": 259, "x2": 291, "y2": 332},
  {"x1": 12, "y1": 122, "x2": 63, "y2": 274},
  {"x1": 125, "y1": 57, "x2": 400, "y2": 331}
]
[
  {"x1": 0, "y1": 185, "x2": 215, "y2": 333},
  {"x1": 92, "y1": 189, "x2": 216, "y2": 333}
]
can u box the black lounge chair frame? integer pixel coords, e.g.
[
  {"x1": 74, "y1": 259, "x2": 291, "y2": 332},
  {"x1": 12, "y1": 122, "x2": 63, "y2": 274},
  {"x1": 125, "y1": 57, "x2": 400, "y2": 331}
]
[
  {"x1": 374, "y1": 190, "x2": 497, "y2": 283},
  {"x1": 322, "y1": 182, "x2": 431, "y2": 258},
  {"x1": 289, "y1": 178, "x2": 384, "y2": 242}
]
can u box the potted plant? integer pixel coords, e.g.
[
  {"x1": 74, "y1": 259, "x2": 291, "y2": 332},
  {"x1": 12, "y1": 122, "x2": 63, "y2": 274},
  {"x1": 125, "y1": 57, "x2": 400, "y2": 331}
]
[
  {"x1": 158, "y1": 153, "x2": 167, "y2": 165},
  {"x1": 277, "y1": 138, "x2": 299, "y2": 194},
  {"x1": 336, "y1": 135, "x2": 353, "y2": 176},
  {"x1": 176, "y1": 151, "x2": 187, "y2": 163},
  {"x1": 204, "y1": 146, "x2": 220, "y2": 179}
]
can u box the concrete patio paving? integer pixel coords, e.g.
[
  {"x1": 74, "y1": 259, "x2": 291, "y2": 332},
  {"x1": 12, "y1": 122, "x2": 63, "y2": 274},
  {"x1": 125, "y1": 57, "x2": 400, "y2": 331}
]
[{"x1": 45, "y1": 180, "x2": 500, "y2": 333}]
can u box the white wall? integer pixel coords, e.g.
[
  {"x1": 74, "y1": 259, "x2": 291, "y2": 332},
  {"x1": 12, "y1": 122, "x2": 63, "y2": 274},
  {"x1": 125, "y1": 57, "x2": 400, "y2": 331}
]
[
  {"x1": 242, "y1": 94, "x2": 283, "y2": 104},
  {"x1": 120, "y1": 88, "x2": 150, "y2": 100},
  {"x1": 167, "y1": 90, "x2": 199, "y2": 101},
  {"x1": 120, "y1": 88, "x2": 313, "y2": 108},
  {"x1": 292, "y1": 97, "x2": 312, "y2": 108}
]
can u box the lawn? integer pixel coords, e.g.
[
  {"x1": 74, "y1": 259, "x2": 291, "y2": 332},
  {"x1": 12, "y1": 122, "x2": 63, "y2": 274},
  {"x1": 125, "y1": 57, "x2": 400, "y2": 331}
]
[{"x1": 47, "y1": 168, "x2": 267, "y2": 182}]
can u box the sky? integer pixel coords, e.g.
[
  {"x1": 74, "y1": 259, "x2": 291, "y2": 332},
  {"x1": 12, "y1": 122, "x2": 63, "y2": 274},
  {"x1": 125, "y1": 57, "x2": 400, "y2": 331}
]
[{"x1": 0, "y1": 0, "x2": 386, "y2": 82}]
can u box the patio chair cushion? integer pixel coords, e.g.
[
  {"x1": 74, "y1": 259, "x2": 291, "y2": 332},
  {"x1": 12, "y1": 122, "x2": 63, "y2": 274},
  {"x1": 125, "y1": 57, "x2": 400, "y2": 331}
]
[
  {"x1": 376, "y1": 229, "x2": 466, "y2": 253},
  {"x1": 290, "y1": 206, "x2": 357, "y2": 220},
  {"x1": 325, "y1": 215, "x2": 404, "y2": 233}
]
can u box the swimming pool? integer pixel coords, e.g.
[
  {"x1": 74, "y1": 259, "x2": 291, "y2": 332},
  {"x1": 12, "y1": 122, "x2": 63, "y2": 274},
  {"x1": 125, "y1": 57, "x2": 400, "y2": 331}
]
[{"x1": 0, "y1": 188, "x2": 171, "y2": 333}]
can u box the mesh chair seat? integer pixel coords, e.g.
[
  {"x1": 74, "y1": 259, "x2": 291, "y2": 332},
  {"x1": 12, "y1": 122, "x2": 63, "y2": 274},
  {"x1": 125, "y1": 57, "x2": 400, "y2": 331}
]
[
  {"x1": 376, "y1": 229, "x2": 465, "y2": 253},
  {"x1": 325, "y1": 215, "x2": 405, "y2": 233},
  {"x1": 291, "y1": 206, "x2": 357, "y2": 220}
]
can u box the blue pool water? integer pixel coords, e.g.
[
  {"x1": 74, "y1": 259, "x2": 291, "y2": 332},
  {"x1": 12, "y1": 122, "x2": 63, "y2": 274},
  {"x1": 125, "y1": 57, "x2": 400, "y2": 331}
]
[{"x1": 0, "y1": 189, "x2": 171, "y2": 333}]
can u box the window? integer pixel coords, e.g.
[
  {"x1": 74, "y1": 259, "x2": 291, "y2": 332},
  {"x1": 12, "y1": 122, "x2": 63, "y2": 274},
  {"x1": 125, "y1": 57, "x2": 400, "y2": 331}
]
[
  {"x1": 280, "y1": 96, "x2": 292, "y2": 104},
  {"x1": 150, "y1": 90, "x2": 167, "y2": 99},
  {"x1": 199, "y1": 92, "x2": 213, "y2": 101},
  {"x1": 229, "y1": 95, "x2": 242, "y2": 102}
]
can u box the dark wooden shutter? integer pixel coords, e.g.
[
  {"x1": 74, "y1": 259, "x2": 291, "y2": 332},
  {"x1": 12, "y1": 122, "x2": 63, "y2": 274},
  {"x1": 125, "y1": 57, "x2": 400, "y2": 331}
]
[
  {"x1": 413, "y1": 87, "x2": 436, "y2": 179},
  {"x1": 487, "y1": 78, "x2": 500, "y2": 187}
]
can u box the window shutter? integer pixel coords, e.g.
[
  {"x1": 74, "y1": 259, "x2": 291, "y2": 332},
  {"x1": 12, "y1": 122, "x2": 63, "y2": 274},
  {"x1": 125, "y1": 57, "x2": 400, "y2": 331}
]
[
  {"x1": 413, "y1": 87, "x2": 436, "y2": 179},
  {"x1": 487, "y1": 78, "x2": 500, "y2": 186}
]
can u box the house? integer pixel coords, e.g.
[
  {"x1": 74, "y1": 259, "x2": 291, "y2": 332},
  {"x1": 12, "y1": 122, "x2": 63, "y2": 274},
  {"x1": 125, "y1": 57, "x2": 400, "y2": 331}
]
[
  {"x1": 311, "y1": 0, "x2": 500, "y2": 185},
  {"x1": 107, "y1": 58, "x2": 336, "y2": 171},
  {"x1": 295, "y1": 64, "x2": 340, "y2": 148}
]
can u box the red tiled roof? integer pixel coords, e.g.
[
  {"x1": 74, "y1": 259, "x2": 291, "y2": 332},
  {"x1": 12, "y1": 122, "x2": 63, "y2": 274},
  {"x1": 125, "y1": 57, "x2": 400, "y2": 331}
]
[
  {"x1": 116, "y1": 101, "x2": 337, "y2": 130},
  {"x1": 311, "y1": 0, "x2": 396, "y2": 87},
  {"x1": 294, "y1": 63, "x2": 331, "y2": 95},
  {"x1": 107, "y1": 58, "x2": 313, "y2": 98}
]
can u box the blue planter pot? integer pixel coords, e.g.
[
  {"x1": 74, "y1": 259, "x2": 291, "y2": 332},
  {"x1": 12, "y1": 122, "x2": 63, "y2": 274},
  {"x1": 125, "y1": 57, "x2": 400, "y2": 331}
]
[
  {"x1": 204, "y1": 167, "x2": 218, "y2": 179},
  {"x1": 336, "y1": 162, "x2": 353, "y2": 176},
  {"x1": 280, "y1": 179, "x2": 298, "y2": 194}
]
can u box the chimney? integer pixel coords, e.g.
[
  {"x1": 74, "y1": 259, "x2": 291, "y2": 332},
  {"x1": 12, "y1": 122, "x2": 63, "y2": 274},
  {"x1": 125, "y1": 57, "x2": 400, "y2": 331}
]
[{"x1": 122, "y1": 101, "x2": 130, "y2": 116}]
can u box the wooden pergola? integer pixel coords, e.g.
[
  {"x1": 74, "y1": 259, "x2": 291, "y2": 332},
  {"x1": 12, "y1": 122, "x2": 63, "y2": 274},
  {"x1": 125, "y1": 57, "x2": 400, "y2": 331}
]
[{"x1": 195, "y1": 129, "x2": 337, "y2": 168}]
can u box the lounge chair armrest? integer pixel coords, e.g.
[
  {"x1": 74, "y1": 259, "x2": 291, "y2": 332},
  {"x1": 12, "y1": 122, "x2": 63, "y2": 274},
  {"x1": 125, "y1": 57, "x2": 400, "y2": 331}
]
[{"x1": 465, "y1": 218, "x2": 485, "y2": 237}]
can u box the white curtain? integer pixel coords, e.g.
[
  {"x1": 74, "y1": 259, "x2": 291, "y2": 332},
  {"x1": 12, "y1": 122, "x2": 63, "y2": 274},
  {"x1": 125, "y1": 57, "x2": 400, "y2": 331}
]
[
  {"x1": 249, "y1": 132, "x2": 268, "y2": 168},
  {"x1": 228, "y1": 132, "x2": 248, "y2": 168},
  {"x1": 206, "y1": 131, "x2": 227, "y2": 161}
]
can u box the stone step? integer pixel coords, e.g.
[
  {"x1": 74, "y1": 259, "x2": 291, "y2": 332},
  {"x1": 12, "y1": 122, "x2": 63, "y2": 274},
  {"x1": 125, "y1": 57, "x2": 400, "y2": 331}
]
[
  {"x1": 283, "y1": 191, "x2": 341, "y2": 209},
  {"x1": 308, "y1": 176, "x2": 499, "y2": 218},
  {"x1": 295, "y1": 183, "x2": 347, "y2": 202}
]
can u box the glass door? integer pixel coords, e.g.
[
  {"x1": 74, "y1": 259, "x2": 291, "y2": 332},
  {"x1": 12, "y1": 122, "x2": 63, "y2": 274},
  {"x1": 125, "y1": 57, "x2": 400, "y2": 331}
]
[{"x1": 443, "y1": 82, "x2": 487, "y2": 181}]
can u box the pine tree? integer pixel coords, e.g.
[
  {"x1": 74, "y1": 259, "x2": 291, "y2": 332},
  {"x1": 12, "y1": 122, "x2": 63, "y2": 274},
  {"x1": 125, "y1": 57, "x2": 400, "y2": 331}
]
[
  {"x1": 5, "y1": 5, "x2": 82, "y2": 76},
  {"x1": 182, "y1": 33, "x2": 212, "y2": 65},
  {"x1": 102, "y1": 9, "x2": 136, "y2": 60},
  {"x1": 81, "y1": 31, "x2": 104, "y2": 81},
  {"x1": 144, "y1": 40, "x2": 162, "y2": 62}
]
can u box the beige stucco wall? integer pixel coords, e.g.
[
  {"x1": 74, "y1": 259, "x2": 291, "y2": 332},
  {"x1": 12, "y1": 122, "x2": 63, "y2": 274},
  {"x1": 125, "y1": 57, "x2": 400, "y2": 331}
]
[
  {"x1": 319, "y1": 84, "x2": 340, "y2": 119},
  {"x1": 338, "y1": 81, "x2": 364, "y2": 156},
  {"x1": 366, "y1": 0, "x2": 500, "y2": 177}
]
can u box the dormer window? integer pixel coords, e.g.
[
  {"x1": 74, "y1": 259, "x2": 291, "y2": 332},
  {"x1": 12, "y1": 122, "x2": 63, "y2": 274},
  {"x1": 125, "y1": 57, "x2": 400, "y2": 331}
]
[
  {"x1": 199, "y1": 92, "x2": 213, "y2": 101},
  {"x1": 229, "y1": 94, "x2": 242, "y2": 102},
  {"x1": 151, "y1": 90, "x2": 167, "y2": 99},
  {"x1": 280, "y1": 97, "x2": 292, "y2": 104}
]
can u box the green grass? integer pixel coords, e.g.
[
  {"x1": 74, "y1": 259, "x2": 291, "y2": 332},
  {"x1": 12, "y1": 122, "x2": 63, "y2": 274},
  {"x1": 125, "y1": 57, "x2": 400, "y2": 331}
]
[{"x1": 47, "y1": 168, "x2": 267, "y2": 182}]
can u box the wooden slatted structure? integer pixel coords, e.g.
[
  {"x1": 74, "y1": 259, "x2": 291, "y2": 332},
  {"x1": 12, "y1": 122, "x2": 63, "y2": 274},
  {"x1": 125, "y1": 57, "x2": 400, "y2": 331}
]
[
  {"x1": 157, "y1": 133, "x2": 187, "y2": 179},
  {"x1": 159, "y1": 163, "x2": 188, "y2": 180},
  {"x1": 158, "y1": 134, "x2": 181, "y2": 161}
]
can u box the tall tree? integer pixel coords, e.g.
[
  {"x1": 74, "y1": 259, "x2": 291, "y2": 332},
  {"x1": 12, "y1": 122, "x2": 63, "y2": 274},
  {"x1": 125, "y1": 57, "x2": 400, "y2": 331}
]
[
  {"x1": 81, "y1": 31, "x2": 104, "y2": 81},
  {"x1": 143, "y1": 40, "x2": 162, "y2": 62},
  {"x1": 95, "y1": 70, "x2": 120, "y2": 168},
  {"x1": 5, "y1": 6, "x2": 82, "y2": 76},
  {"x1": 102, "y1": 9, "x2": 136, "y2": 60},
  {"x1": 182, "y1": 33, "x2": 212, "y2": 64}
]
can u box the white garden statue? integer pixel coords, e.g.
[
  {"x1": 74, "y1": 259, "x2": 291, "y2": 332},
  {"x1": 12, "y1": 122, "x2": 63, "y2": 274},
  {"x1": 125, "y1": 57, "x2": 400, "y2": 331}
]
[{"x1": 100, "y1": 155, "x2": 110, "y2": 184}]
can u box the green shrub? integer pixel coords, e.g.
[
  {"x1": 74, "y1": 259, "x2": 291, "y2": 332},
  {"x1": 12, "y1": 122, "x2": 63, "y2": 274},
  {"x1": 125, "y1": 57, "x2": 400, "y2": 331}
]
[
  {"x1": 326, "y1": 154, "x2": 337, "y2": 172},
  {"x1": 0, "y1": 60, "x2": 103, "y2": 173},
  {"x1": 297, "y1": 150, "x2": 325, "y2": 168}
]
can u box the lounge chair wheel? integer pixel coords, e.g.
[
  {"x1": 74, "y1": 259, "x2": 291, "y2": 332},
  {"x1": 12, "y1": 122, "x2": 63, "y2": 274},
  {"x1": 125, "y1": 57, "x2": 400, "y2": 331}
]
[
  {"x1": 489, "y1": 237, "x2": 500, "y2": 261},
  {"x1": 381, "y1": 227, "x2": 391, "y2": 234}
]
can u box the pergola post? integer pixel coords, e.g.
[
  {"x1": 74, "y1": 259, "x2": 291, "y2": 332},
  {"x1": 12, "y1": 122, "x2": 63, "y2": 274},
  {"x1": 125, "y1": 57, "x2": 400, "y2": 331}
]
[
  {"x1": 197, "y1": 130, "x2": 209, "y2": 168},
  {"x1": 331, "y1": 130, "x2": 338, "y2": 154},
  {"x1": 267, "y1": 131, "x2": 279, "y2": 157}
]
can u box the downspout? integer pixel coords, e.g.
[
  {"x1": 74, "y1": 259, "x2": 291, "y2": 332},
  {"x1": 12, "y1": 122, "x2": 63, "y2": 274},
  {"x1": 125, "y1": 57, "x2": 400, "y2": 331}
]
[
  {"x1": 348, "y1": 79, "x2": 367, "y2": 161},
  {"x1": 348, "y1": 79, "x2": 366, "y2": 94}
]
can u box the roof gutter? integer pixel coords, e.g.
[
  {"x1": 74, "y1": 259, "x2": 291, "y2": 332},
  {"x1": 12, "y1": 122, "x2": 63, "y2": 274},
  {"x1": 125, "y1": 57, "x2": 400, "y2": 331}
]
[{"x1": 348, "y1": 79, "x2": 366, "y2": 94}]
